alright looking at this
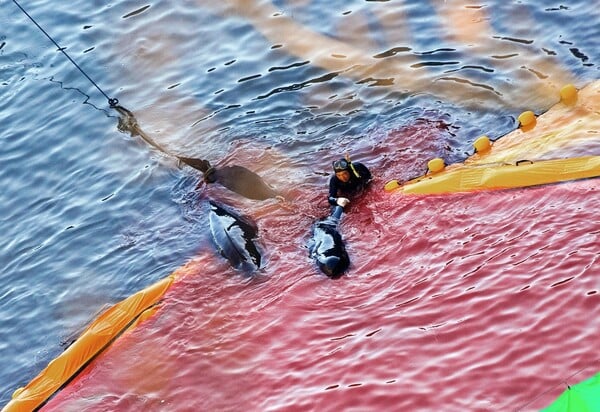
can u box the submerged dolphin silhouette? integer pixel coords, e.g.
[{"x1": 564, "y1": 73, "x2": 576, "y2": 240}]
[
  {"x1": 210, "y1": 165, "x2": 280, "y2": 201},
  {"x1": 208, "y1": 201, "x2": 262, "y2": 273},
  {"x1": 178, "y1": 157, "x2": 279, "y2": 200},
  {"x1": 308, "y1": 206, "x2": 350, "y2": 278},
  {"x1": 115, "y1": 106, "x2": 278, "y2": 201}
]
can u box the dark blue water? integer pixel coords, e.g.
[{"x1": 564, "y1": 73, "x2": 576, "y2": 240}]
[{"x1": 1, "y1": 0, "x2": 598, "y2": 408}]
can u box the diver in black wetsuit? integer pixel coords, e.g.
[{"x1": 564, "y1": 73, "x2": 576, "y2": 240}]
[
  {"x1": 308, "y1": 155, "x2": 370, "y2": 277},
  {"x1": 328, "y1": 156, "x2": 372, "y2": 209}
]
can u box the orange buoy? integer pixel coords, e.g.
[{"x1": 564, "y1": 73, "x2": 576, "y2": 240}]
[
  {"x1": 518, "y1": 111, "x2": 536, "y2": 131},
  {"x1": 560, "y1": 84, "x2": 578, "y2": 105},
  {"x1": 473, "y1": 135, "x2": 491, "y2": 153},
  {"x1": 427, "y1": 158, "x2": 445, "y2": 173}
]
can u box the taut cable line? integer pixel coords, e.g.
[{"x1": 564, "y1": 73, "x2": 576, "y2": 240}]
[
  {"x1": 11, "y1": 0, "x2": 119, "y2": 107},
  {"x1": 10, "y1": 0, "x2": 279, "y2": 201}
]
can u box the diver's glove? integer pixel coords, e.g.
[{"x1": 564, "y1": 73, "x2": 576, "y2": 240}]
[{"x1": 336, "y1": 197, "x2": 350, "y2": 207}]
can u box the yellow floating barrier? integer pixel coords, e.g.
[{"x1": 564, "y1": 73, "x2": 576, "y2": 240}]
[
  {"x1": 384, "y1": 179, "x2": 401, "y2": 191},
  {"x1": 387, "y1": 156, "x2": 600, "y2": 195},
  {"x1": 385, "y1": 80, "x2": 600, "y2": 195},
  {"x1": 3, "y1": 275, "x2": 175, "y2": 412}
]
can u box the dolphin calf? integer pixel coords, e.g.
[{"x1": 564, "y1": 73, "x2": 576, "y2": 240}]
[
  {"x1": 208, "y1": 201, "x2": 262, "y2": 273},
  {"x1": 308, "y1": 205, "x2": 350, "y2": 278}
]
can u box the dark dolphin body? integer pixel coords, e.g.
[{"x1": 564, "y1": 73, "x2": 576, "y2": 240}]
[
  {"x1": 212, "y1": 165, "x2": 279, "y2": 200},
  {"x1": 179, "y1": 157, "x2": 279, "y2": 201},
  {"x1": 208, "y1": 201, "x2": 262, "y2": 273},
  {"x1": 308, "y1": 206, "x2": 350, "y2": 278},
  {"x1": 115, "y1": 107, "x2": 278, "y2": 201}
]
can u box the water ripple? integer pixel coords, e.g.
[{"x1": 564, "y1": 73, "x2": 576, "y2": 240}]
[{"x1": 2, "y1": 0, "x2": 600, "y2": 410}]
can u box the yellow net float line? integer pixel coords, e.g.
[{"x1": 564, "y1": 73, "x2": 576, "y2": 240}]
[
  {"x1": 3, "y1": 274, "x2": 176, "y2": 412},
  {"x1": 386, "y1": 155, "x2": 600, "y2": 195},
  {"x1": 383, "y1": 83, "x2": 600, "y2": 195}
]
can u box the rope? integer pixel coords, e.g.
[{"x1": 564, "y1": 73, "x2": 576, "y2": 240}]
[
  {"x1": 515, "y1": 357, "x2": 600, "y2": 411},
  {"x1": 11, "y1": 0, "x2": 119, "y2": 107}
]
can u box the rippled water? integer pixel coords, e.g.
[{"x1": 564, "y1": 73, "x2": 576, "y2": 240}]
[{"x1": 1, "y1": 0, "x2": 599, "y2": 410}]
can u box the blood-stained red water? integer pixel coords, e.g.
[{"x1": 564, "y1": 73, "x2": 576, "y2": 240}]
[{"x1": 43, "y1": 124, "x2": 600, "y2": 412}]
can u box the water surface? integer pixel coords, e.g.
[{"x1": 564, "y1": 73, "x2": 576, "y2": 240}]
[{"x1": 1, "y1": 0, "x2": 599, "y2": 410}]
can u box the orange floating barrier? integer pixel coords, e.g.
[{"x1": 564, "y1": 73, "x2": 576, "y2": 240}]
[
  {"x1": 385, "y1": 81, "x2": 600, "y2": 195},
  {"x1": 3, "y1": 275, "x2": 175, "y2": 412}
]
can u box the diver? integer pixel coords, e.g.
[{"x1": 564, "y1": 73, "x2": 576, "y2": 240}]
[
  {"x1": 309, "y1": 154, "x2": 370, "y2": 277},
  {"x1": 328, "y1": 154, "x2": 372, "y2": 209}
]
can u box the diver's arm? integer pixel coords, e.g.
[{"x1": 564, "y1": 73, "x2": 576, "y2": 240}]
[
  {"x1": 328, "y1": 178, "x2": 350, "y2": 207},
  {"x1": 328, "y1": 177, "x2": 339, "y2": 205}
]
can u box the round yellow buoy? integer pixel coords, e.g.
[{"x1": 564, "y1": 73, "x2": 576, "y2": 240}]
[
  {"x1": 473, "y1": 135, "x2": 491, "y2": 153},
  {"x1": 384, "y1": 180, "x2": 401, "y2": 192},
  {"x1": 427, "y1": 158, "x2": 445, "y2": 173},
  {"x1": 518, "y1": 111, "x2": 536, "y2": 131},
  {"x1": 560, "y1": 84, "x2": 577, "y2": 105},
  {"x1": 12, "y1": 387, "x2": 24, "y2": 399},
  {"x1": 518, "y1": 111, "x2": 535, "y2": 127}
]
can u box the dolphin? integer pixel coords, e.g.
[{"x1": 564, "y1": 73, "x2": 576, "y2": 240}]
[
  {"x1": 208, "y1": 201, "x2": 262, "y2": 273},
  {"x1": 114, "y1": 106, "x2": 279, "y2": 201},
  {"x1": 208, "y1": 165, "x2": 280, "y2": 201},
  {"x1": 308, "y1": 205, "x2": 350, "y2": 278}
]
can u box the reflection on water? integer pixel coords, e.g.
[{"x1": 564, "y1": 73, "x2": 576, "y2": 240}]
[{"x1": 1, "y1": 0, "x2": 599, "y2": 410}]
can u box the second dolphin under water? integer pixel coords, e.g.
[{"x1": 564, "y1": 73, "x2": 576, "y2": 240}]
[
  {"x1": 308, "y1": 205, "x2": 350, "y2": 278},
  {"x1": 208, "y1": 201, "x2": 263, "y2": 273}
]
